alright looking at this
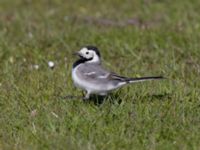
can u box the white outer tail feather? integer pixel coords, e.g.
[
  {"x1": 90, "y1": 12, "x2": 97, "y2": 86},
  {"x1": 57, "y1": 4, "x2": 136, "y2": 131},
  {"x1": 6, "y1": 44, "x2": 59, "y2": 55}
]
[
  {"x1": 127, "y1": 76, "x2": 164, "y2": 83},
  {"x1": 116, "y1": 76, "x2": 164, "y2": 88}
]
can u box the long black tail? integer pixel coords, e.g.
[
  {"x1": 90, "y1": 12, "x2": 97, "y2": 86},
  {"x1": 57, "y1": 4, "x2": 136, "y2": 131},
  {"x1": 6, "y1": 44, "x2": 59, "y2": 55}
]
[{"x1": 127, "y1": 76, "x2": 164, "y2": 83}]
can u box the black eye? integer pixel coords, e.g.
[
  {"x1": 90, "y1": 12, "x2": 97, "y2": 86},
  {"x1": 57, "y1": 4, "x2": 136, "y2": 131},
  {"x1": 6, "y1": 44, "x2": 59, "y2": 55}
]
[{"x1": 86, "y1": 52, "x2": 89, "y2": 55}]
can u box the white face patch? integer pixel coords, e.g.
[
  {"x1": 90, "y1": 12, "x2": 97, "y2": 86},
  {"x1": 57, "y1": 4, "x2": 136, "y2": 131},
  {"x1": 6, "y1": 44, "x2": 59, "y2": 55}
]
[
  {"x1": 79, "y1": 48, "x2": 94, "y2": 59},
  {"x1": 78, "y1": 47, "x2": 100, "y2": 63}
]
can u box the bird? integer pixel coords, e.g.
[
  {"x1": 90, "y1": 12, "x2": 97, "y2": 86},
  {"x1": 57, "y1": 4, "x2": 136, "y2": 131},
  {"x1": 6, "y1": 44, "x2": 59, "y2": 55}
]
[{"x1": 72, "y1": 46, "x2": 164, "y2": 100}]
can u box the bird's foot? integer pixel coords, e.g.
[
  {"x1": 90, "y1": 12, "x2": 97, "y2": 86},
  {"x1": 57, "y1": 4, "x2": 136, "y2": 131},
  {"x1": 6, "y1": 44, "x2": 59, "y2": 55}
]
[{"x1": 83, "y1": 92, "x2": 90, "y2": 101}]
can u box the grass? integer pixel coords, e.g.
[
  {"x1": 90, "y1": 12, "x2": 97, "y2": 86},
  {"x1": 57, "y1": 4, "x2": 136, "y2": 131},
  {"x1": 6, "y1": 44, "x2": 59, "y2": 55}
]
[{"x1": 0, "y1": 0, "x2": 200, "y2": 149}]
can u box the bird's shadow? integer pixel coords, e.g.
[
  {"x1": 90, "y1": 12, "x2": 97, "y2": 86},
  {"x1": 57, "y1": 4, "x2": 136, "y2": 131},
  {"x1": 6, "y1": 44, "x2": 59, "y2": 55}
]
[
  {"x1": 87, "y1": 93, "x2": 123, "y2": 105},
  {"x1": 61, "y1": 93, "x2": 122, "y2": 105},
  {"x1": 61, "y1": 92, "x2": 171, "y2": 106},
  {"x1": 88, "y1": 92, "x2": 171, "y2": 105}
]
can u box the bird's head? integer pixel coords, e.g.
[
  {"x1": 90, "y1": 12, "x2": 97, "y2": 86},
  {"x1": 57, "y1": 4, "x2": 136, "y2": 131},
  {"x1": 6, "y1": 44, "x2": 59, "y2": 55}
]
[{"x1": 74, "y1": 46, "x2": 101, "y2": 63}]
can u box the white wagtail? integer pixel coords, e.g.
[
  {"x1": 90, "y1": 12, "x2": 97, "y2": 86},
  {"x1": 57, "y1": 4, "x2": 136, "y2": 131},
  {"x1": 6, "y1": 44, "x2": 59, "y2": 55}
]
[{"x1": 72, "y1": 46, "x2": 164, "y2": 100}]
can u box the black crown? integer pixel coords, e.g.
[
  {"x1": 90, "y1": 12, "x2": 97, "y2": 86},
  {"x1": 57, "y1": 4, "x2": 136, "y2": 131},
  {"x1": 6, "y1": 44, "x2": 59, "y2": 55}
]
[{"x1": 86, "y1": 45, "x2": 101, "y2": 57}]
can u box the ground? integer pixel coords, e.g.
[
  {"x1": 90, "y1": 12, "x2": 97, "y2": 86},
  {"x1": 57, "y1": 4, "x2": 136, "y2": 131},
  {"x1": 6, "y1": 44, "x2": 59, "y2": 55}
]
[{"x1": 0, "y1": 0, "x2": 200, "y2": 149}]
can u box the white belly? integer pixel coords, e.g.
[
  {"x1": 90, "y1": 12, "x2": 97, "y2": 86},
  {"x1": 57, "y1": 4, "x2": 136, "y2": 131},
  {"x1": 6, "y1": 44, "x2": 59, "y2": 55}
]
[{"x1": 72, "y1": 67, "x2": 87, "y2": 90}]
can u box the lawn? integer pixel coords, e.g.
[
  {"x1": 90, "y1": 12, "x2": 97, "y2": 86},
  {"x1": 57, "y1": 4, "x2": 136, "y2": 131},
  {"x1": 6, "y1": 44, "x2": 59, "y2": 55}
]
[{"x1": 0, "y1": 0, "x2": 200, "y2": 149}]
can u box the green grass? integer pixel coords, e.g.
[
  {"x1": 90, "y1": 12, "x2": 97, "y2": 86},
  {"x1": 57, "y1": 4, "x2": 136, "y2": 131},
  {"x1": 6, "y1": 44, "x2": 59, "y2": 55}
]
[{"x1": 0, "y1": 0, "x2": 200, "y2": 149}]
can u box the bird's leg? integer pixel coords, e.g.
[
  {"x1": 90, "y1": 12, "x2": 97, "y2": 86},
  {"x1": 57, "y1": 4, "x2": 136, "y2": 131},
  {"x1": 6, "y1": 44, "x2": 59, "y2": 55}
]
[
  {"x1": 83, "y1": 91, "x2": 91, "y2": 100},
  {"x1": 81, "y1": 91, "x2": 85, "y2": 97}
]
